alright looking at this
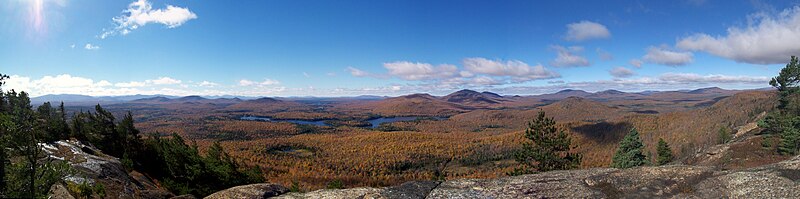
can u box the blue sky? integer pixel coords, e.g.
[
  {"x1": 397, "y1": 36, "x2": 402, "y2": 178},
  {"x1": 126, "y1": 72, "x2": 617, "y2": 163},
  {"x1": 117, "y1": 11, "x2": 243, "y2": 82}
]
[{"x1": 1, "y1": 0, "x2": 799, "y2": 97}]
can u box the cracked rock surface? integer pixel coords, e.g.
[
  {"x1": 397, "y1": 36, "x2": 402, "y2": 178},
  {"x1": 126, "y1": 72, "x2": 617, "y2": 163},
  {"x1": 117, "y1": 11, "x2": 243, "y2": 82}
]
[{"x1": 207, "y1": 156, "x2": 800, "y2": 199}]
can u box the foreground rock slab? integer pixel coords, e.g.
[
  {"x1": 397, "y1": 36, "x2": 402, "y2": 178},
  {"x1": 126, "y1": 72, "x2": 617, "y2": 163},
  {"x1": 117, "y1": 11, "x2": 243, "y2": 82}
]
[{"x1": 248, "y1": 156, "x2": 800, "y2": 199}]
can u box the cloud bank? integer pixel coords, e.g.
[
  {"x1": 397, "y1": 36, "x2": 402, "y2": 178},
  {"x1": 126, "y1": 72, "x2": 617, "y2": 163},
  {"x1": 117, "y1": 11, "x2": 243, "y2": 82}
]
[{"x1": 677, "y1": 6, "x2": 800, "y2": 64}]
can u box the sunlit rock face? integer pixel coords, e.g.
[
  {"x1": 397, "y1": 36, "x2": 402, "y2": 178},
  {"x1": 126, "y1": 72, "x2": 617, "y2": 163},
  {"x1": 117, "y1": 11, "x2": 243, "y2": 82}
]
[{"x1": 42, "y1": 140, "x2": 173, "y2": 199}]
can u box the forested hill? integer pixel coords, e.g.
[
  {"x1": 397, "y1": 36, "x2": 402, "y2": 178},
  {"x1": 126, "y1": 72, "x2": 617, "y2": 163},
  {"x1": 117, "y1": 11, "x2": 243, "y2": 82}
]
[{"x1": 0, "y1": 74, "x2": 262, "y2": 198}]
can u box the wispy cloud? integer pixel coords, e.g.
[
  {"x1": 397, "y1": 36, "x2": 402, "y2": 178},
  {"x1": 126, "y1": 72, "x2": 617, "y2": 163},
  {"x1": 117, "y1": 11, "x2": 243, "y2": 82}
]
[
  {"x1": 100, "y1": 0, "x2": 197, "y2": 39},
  {"x1": 146, "y1": 77, "x2": 181, "y2": 85},
  {"x1": 596, "y1": 48, "x2": 614, "y2": 61},
  {"x1": 564, "y1": 21, "x2": 611, "y2": 41},
  {"x1": 550, "y1": 45, "x2": 590, "y2": 67},
  {"x1": 84, "y1": 43, "x2": 100, "y2": 50},
  {"x1": 239, "y1": 79, "x2": 279, "y2": 86},
  {"x1": 629, "y1": 59, "x2": 643, "y2": 68},
  {"x1": 114, "y1": 77, "x2": 180, "y2": 87},
  {"x1": 346, "y1": 66, "x2": 373, "y2": 77},
  {"x1": 198, "y1": 81, "x2": 218, "y2": 87},
  {"x1": 642, "y1": 46, "x2": 693, "y2": 66},
  {"x1": 609, "y1": 67, "x2": 635, "y2": 78},
  {"x1": 463, "y1": 57, "x2": 560, "y2": 81}
]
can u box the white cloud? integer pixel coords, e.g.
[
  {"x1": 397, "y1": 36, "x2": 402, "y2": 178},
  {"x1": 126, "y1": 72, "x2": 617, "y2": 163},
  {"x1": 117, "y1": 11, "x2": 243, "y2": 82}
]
[
  {"x1": 115, "y1": 77, "x2": 180, "y2": 87},
  {"x1": 261, "y1": 79, "x2": 280, "y2": 85},
  {"x1": 302, "y1": 72, "x2": 310, "y2": 78},
  {"x1": 564, "y1": 21, "x2": 611, "y2": 41},
  {"x1": 494, "y1": 73, "x2": 769, "y2": 95},
  {"x1": 326, "y1": 72, "x2": 337, "y2": 76},
  {"x1": 84, "y1": 43, "x2": 100, "y2": 50},
  {"x1": 146, "y1": 77, "x2": 181, "y2": 85},
  {"x1": 659, "y1": 73, "x2": 769, "y2": 83},
  {"x1": 101, "y1": 0, "x2": 197, "y2": 39},
  {"x1": 115, "y1": 81, "x2": 146, "y2": 87},
  {"x1": 469, "y1": 76, "x2": 499, "y2": 85},
  {"x1": 629, "y1": 59, "x2": 643, "y2": 68},
  {"x1": 642, "y1": 46, "x2": 693, "y2": 66},
  {"x1": 462, "y1": 57, "x2": 560, "y2": 81},
  {"x1": 550, "y1": 45, "x2": 590, "y2": 67},
  {"x1": 383, "y1": 61, "x2": 459, "y2": 80},
  {"x1": 70, "y1": 44, "x2": 76, "y2": 49},
  {"x1": 96, "y1": 80, "x2": 112, "y2": 87},
  {"x1": 3, "y1": 74, "x2": 119, "y2": 96},
  {"x1": 238, "y1": 79, "x2": 256, "y2": 86},
  {"x1": 676, "y1": 6, "x2": 800, "y2": 64},
  {"x1": 346, "y1": 66, "x2": 370, "y2": 77},
  {"x1": 597, "y1": 48, "x2": 614, "y2": 61},
  {"x1": 609, "y1": 67, "x2": 635, "y2": 78},
  {"x1": 239, "y1": 79, "x2": 279, "y2": 86},
  {"x1": 1, "y1": 74, "x2": 295, "y2": 97},
  {"x1": 347, "y1": 58, "x2": 560, "y2": 89},
  {"x1": 1, "y1": 71, "x2": 771, "y2": 98},
  {"x1": 198, "y1": 81, "x2": 218, "y2": 87}
]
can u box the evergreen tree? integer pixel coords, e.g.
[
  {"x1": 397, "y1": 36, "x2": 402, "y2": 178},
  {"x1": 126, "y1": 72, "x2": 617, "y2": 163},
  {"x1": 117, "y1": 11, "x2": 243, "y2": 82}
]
[
  {"x1": 718, "y1": 126, "x2": 732, "y2": 144},
  {"x1": 56, "y1": 102, "x2": 70, "y2": 140},
  {"x1": 0, "y1": 74, "x2": 8, "y2": 195},
  {"x1": 611, "y1": 128, "x2": 648, "y2": 168},
  {"x1": 511, "y1": 111, "x2": 581, "y2": 175},
  {"x1": 36, "y1": 102, "x2": 70, "y2": 143},
  {"x1": 770, "y1": 56, "x2": 800, "y2": 112},
  {"x1": 2, "y1": 90, "x2": 69, "y2": 198},
  {"x1": 779, "y1": 128, "x2": 800, "y2": 155},
  {"x1": 760, "y1": 56, "x2": 800, "y2": 155},
  {"x1": 656, "y1": 138, "x2": 674, "y2": 165}
]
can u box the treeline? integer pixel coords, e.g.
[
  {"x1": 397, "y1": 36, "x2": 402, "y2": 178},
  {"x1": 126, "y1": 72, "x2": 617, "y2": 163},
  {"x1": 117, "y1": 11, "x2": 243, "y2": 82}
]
[
  {"x1": 0, "y1": 74, "x2": 262, "y2": 198},
  {"x1": 0, "y1": 76, "x2": 69, "y2": 198}
]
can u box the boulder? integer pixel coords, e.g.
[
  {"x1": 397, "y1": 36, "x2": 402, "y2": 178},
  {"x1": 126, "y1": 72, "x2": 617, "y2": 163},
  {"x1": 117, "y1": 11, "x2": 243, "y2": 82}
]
[{"x1": 42, "y1": 140, "x2": 173, "y2": 199}]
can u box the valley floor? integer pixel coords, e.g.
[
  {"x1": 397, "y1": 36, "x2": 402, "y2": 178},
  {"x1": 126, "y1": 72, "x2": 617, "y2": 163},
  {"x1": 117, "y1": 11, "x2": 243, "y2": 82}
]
[{"x1": 72, "y1": 89, "x2": 779, "y2": 190}]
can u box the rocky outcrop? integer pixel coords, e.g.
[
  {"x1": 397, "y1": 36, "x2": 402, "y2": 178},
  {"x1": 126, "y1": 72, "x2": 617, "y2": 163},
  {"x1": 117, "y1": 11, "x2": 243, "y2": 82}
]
[
  {"x1": 218, "y1": 156, "x2": 800, "y2": 198},
  {"x1": 42, "y1": 140, "x2": 173, "y2": 199},
  {"x1": 273, "y1": 181, "x2": 440, "y2": 199},
  {"x1": 204, "y1": 183, "x2": 288, "y2": 199}
]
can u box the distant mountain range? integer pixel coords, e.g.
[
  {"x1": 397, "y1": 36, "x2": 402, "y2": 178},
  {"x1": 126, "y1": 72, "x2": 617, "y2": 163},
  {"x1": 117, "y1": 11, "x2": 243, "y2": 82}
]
[{"x1": 30, "y1": 87, "x2": 769, "y2": 105}]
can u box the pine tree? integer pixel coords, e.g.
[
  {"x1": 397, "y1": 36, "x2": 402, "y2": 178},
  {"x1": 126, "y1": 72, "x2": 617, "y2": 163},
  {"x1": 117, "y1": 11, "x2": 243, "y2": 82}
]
[
  {"x1": 611, "y1": 128, "x2": 648, "y2": 168},
  {"x1": 511, "y1": 111, "x2": 581, "y2": 175},
  {"x1": 761, "y1": 56, "x2": 800, "y2": 155},
  {"x1": 56, "y1": 102, "x2": 70, "y2": 140},
  {"x1": 0, "y1": 74, "x2": 8, "y2": 195},
  {"x1": 779, "y1": 128, "x2": 800, "y2": 155},
  {"x1": 770, "y1": 56, "x2": 800, "y2": 112},
  {"x1": 656, "y1": 138, "x2": 674, "y2": 165},
  {"x1": 718, "y1": 126, "x2": 732, "y2": 144}
]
